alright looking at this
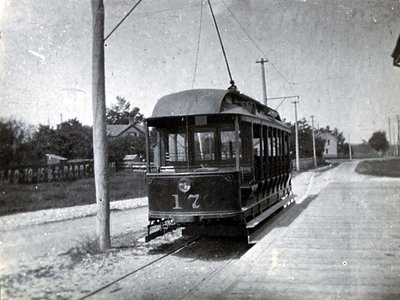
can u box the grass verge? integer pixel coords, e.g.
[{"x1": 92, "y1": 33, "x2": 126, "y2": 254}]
[
  {"x1": 0, "y1": 171, "x2": 147, "y2": 216},
  {"x1": 355, "y1": 158, "x2": 400, "y2": 177}
]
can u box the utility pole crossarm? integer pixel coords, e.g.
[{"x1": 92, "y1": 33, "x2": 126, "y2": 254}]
[{"x1": 267, "y1": 96, "x2": 299, "y2": 101}]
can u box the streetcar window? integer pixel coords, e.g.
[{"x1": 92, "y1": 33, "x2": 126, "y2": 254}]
[
  {"x1": 284, "y1": 132, "x2": 289, "y2": 156},
  {"x1": 253, "y1": 124, "x2": 263, "y2": 180},
  {"x1": 194, "y1": 130, "x2": 215, "y2": 161},
  {"x1": 167, "y1": 133, "x2": 186, "y2": 162},
  {"x1": 240, "y1": 122, "x2": 252, "y2": 163},
  {"x1": 276, "y1": 131, "x2": 281, "y2": 156},
  {"x1": 269, "y1": 137, "x2": 277, "y2": 156},
  {"x1": 253, "y1": 125, "x2": 261, "y2": 157}
]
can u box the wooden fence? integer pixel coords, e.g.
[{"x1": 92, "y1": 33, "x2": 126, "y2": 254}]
[{"x1": 0, "y1": 161, "x2": 95, "y2": 184}]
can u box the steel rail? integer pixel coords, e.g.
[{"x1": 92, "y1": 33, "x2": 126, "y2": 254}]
[{"x1": 79, "y1": 235, "x2": 201, "y2": 299}]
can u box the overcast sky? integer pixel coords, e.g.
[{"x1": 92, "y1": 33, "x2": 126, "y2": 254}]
[{"x1": 1, "y1": 0, "x2": 399, "y2": 143}]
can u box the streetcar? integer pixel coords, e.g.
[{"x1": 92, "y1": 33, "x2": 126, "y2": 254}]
[{"x1": 144, "y1": 88, "x2": 293, "y2": 243}]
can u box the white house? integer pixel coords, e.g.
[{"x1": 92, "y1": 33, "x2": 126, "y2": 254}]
[{"x1": 317, "y1": 131, "x2": 338, "y2": 158}]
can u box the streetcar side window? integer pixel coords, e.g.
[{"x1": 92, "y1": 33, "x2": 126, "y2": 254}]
[
  {"x1": 283, "y1": 131, "x2": 288, "y2": 156},
  {"x1": 240, "y1": 122, "x2": 252, "y2": 164},
  {"x1": 263, "y1": 125, "x2": 269, "y2": 177},
  {"x1": 220, "y1": 130, "x2": 240, "y2": 160},
  {"x1": 277, "y1": 130, "x2": 281, "y2": 157},
  {"x1": 269, "y1": 136, "x2": 277, "y2": 156},
  {"x1": 253, "y1": 124, "x2": 263, "y2": 180}
]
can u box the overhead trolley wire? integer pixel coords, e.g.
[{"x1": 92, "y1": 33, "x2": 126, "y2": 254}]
[
  {"x1": 192, "y1": 0, "x2": 204, "y2": 89},
  {"x1": 275, "y1": 98, "x2": 287, "y2": 110},
  {"x1": 220, "y1": 0, "x2": 295, "y2": 95},
  {"x1": 104, "y1": 0, "x2": 143, "y2": 42},
  {"x1": 221, "y1": 0, "x2": 264, "y2": 59}
]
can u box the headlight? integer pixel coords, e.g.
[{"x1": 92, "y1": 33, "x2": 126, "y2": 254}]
[{"x1": 178, "y1": 178, "x2": 191, "y2": 193}]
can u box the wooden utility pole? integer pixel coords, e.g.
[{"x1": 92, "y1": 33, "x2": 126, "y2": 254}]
[
  {"x1": 310, "y1": 115, "x2": 317, "y2": 167},
  {"x1": 91, "y1": 0, "x2": 110, "y2": 251},
  {"x1": 396, "y1": 115, "x2": 400, "y2": 156},
  {"x1": 292, "y1": 98, "x2": 300, "y2": 171},
  {"x1": 256, "y1": 58, "x2": 268, "y2": 106},
  {"x1": 388, "y1": 117, "x2": 392, "y2": 156},
  {"x1": 348, "y1": 134, "x2": 352, "y2": 160}
]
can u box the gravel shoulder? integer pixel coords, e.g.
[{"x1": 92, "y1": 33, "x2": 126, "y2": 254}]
[{"x1": 0, "y1": 197, "x2": 148, "y2": 232}]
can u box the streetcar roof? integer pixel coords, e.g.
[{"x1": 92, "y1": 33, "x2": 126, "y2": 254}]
[{"x1": 147, "y1": 89, "x2": 283, "y2": 122}]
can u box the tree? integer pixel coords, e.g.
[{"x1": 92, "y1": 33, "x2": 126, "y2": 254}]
[
  {"x1": 331, "y1": 127, "x2": 346, "y2": 154},
  {"x1": 368, "y1": 131, "x2": 389, "y2": 155},
  {"x1": 289, "y1": 118, "x2": 325, "y2": 159},
  {"x1": 53, "y1": 119, "x2": 93, "y2": 159},
  {"x1": 106, "y1": 96, "x2": 144, "y2": 125},
  {"x1": 31, "y1": 124, "x2": 56, "y2": 163},
  {"x1": 0, "y1": 118, "x2": 33, "y2": 168},
  {"x1": 108, "y1": 135, "x2": 145, "y2": 164},
  {"x1": 31, "y1": 119, "x2": 93, "y2": 161}
]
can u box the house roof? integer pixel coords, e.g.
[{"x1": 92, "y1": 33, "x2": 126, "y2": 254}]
[
  {"x1": 317, "y1": 131, "x2": 337, "y2": 140},
  {"x1": 106, "y1": 123, "x2": 145, "y2": 137},
  {"x1": 45, "y1": 154, "x2": 67, "y2": 160}
]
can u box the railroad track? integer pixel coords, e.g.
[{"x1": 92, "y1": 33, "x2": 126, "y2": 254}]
[
  {"x1": 179, "y1": 240, "x2": 250, "y2": 300},
  {"x1": 79, "y1": 235, "x2": 202, "y2": 300}
]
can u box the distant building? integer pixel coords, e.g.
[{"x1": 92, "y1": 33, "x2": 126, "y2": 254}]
[
  {"x1": 106, "y1": 122, "x2": 145, "y2": 138},
  {"x1": 120, "y1": 154, "x2": 146, "y2": 170},
  {"x1": 317, "y1": 131, "x2": 338, "y2": 158},
  {"x1": 45, "y1": 154, "x2": 67, "y2": 165}
]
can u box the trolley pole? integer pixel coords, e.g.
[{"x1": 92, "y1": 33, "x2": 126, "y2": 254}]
[
  {"x1": 292, "y1": 98, "x2": 300, "y2": 171},
  {"x1": 91, "y1": 0, "x2": 110, "y2": 251},
  {"x1": 310, "y1": 115, "x2": 317, "y2": 167},
  {"x1": 256, "y1": 58, "x2": 268, "y2": 106}
]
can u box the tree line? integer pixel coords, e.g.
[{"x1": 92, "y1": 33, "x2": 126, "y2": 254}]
[
  {"x1": 1, "y1": 95, "x2": 391, "y2": 170},
  {"x1": 0, "y1": 96, "x2": 144, "y2": 169},
  {"x1": 288, "y1": 118, "x2": 348, "y2": 159}
]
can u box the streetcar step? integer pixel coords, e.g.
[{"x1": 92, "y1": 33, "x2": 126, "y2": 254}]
[{"x1": 245, "y1": 194, "x2": 295, "y2": 229}]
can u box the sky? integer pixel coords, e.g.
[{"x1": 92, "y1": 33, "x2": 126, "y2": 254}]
[{"x1": 1, "y1": 0, "x2": 399, "y2": 143}]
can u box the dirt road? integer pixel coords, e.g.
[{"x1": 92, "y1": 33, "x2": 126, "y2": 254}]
[{"x1": 0, "y1": 165, "x2": 329, "y2": 299}]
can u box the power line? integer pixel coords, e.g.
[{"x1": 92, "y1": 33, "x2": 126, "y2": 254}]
[
  {"x1": 266, "y1": 95, "x2": 299, "y2": 110},
  {"x1": 221, "y1": 0, "x2": 265, "y2": 57},
  {"x1": 221, "y1": 0, "x2": 295, "y2": 94},
  {"x1": 104, "y1": 0, "x2": 144, "y2": 42},
  {"x1": 275, "y1": 98, "x2": 286, "y2": 110}
]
